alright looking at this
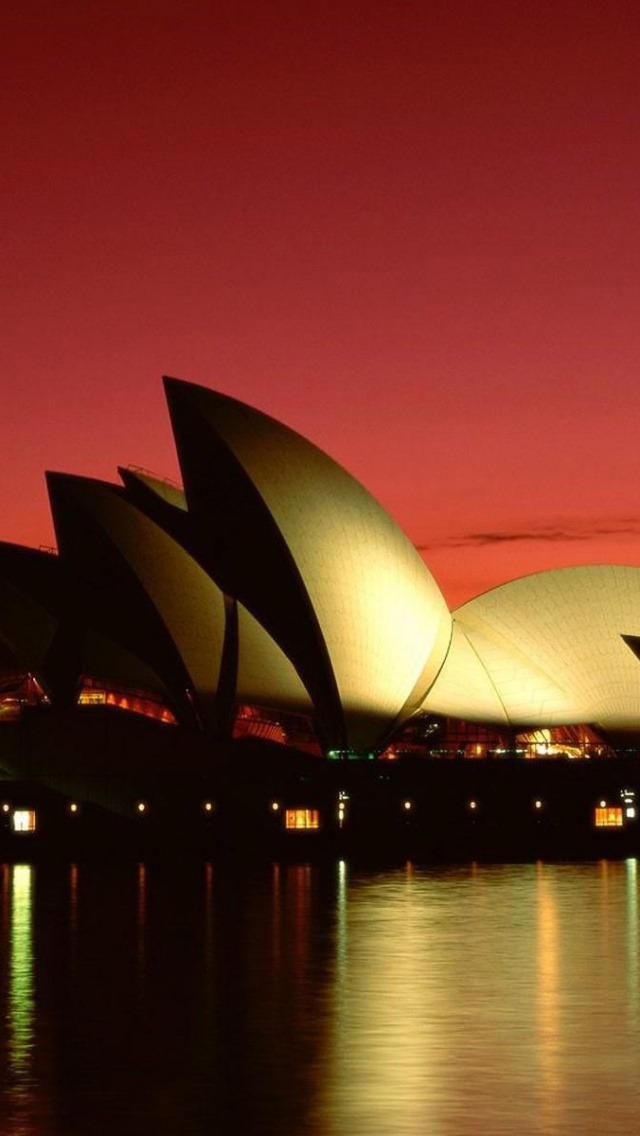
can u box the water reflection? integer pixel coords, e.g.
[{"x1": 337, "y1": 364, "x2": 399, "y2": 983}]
[
  {"x1": 626, "y1": 858, "x2": 638, "y2": 1025},
  {"x1": 0, "y1": 859, "x2": 639, "y2": 1134},
  {"x1": 137, "y1": 861, "x2": 147, "y2": 995},
  {"x1": 4, "y1": 864, "x2": 35, "y2": 1135},
  {"x1": 536, "y1": 861, "x2": 560, "y2": 1127},
  {"x1": 320, "y1": 862, "x2": 640, "y2": 1135}
]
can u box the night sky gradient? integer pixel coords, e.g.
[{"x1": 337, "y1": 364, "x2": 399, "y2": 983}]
[{"x1": 3, "y1": 0, "x2": 640, "y2": 607}]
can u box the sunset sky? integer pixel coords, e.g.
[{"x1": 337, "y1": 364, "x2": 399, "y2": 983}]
[{"x1": 3, "y1": 0, "x2": 640, "y2": 608}]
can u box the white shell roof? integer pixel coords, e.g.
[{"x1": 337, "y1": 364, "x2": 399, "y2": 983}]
[
  {"x1": 424, "y1": 566, "x2": 640, "y2": 731},
  {"x1": 167, "y1": 382, "x2": 452, "y2": 749},
  {"x1": 237, "y1": 603, "x2": 313, "y2": 712}
]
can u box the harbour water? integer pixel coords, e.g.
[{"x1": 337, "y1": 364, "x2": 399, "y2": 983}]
[{"x1": 1, "y1": 856, "x2": 639, "y2": 1135}]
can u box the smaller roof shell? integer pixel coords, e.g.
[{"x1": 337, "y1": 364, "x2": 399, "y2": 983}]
[{"x1": 424, "y1": 565, "x2": 640, "y2": 732}]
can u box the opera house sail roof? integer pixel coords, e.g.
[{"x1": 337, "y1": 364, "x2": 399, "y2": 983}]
[{"x1": 2, "y1": 375, "x2": 640, "y2": 780}]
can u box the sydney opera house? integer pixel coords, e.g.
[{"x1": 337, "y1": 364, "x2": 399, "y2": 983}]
[{"x1": 1, "y1": 377, "x2": 639, "y2": 851}]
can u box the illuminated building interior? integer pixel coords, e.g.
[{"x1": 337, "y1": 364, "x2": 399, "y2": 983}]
[
  {"x1": 0, "y1": 673, "x2": 49, "y2": 721},
  {"x1": 595, "y1": 806, "x2": 624, "y2": 828},
  {"x1": 386, "y1": 718, "x2": 614, "y2": 760},
  {"x1": 12, "y1": 810, "x2": 36, "y2": 834},
  {"x1": 285, "y1": 809, "x2": 320, "y2": 831},
  {"x1": 77, "y1": 678, "x2": 177, "y2": 725},
  {"x1": 232, "y1": 705, "x2": 322, "y2": 755}
]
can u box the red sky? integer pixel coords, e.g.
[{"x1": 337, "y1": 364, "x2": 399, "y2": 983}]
[{"x1": 3, "y1": 0, "x2": 640, "y2": 608}]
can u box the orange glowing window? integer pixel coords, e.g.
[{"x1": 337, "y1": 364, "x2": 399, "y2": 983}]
[
  {"x1": 12, "y1": 809, "x2": 36, "y2": 833},
  {"x1": 78, "y1": 684, "x2": 177, "y2": 724},
  {"x1": 285, "y1": 809, "x2": 320, "y2": 831},
  {"x1": 594, "y1": 807, "x2": 623, "y2": 828},
  {"x1": 78, "y1": 689, "x2": 106, "y2": 705}
]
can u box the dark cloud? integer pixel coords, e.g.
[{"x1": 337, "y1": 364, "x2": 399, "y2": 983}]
[{"x1": 417, "y1": 519, "x2": 640, "y2": 551}]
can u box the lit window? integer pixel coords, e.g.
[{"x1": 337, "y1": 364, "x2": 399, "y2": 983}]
[
  {"x1": 12, "y1": 810, "x2": 36, "y2": 833},
  {"x1": 77, "y1": 683, "x2": 177, "y2": 724},
  {"x1": 626, "y1": 806, "x2": 636, "y2": 819},
  {"x1": 78, "y1": 689, "x2": 106, "y2": 705},
  {"x1": 285, "y1": 809, "x2": 320, "y2": 831},
  {"x1": 595, "y1": 807, "x2": 623, "y2": 828}
]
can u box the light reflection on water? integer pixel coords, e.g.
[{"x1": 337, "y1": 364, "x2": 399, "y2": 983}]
[
  {"x1": 5, "y1": 864, "x2": 35, "y2": 1136},
  {"x1": 321, "y1": 860, "x2": 640, "y2": 1136},
  {"x1": 0, "y1": 858, "x2": 639, "y2": 1134}
]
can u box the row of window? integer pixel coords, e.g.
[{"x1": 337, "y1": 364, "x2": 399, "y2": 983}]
[
  {"x1": 0, "y1": 800, "x2": 635, "y2": 835},
  {"x1": 272, "y1": 799, "x2": 636, "y2": 832}
]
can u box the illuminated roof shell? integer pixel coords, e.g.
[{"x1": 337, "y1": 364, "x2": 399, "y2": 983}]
[
  {"x1": 424, "y1": 566, "x2": 640, "y2": 732},
  {"x1": 165, "y1": 379, "x2": 452, "y2": 749}
]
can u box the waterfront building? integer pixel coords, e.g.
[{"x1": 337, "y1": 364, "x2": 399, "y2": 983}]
[{"x1": 1, "y1": 378, "x2": 640, "y2": 848}]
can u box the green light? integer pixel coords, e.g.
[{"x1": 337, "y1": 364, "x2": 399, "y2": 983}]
[{"x1": 327, "y1": 749, "x2": 379, "y2": 761}]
